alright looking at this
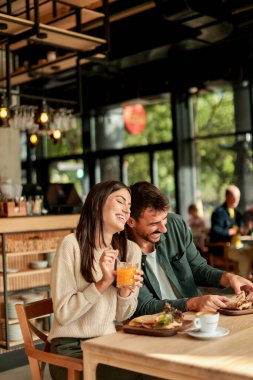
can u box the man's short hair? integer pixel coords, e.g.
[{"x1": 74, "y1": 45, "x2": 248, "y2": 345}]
[
  {"x1": 130, "y1": 181, "x2": 169, "y2": 220},
  {"x1": 225, "y1": 185, "x2": 240, "y2": 197}
]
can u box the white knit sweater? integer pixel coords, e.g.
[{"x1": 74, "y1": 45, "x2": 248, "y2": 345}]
[{"x1": 48, "y1": 233, "x2": 142, "y2": 341}]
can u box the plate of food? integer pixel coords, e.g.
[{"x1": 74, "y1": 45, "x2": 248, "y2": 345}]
[
  {"x1": 219, "y1": 291, "x2": 253, "y2": 315},
  {"x1": 123, "y1": 303, "x2": 192, "y2": 337}
]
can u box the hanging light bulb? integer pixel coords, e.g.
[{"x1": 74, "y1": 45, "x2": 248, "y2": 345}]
[
  {"x1": 51, "y1": 129, "x2": 62, "y2": 144},
  {"x1": 0, "y1": 94, "x2": 9, "y2": 127},
  {"x1": 39, "y1": 110, "x2": 49, "y2": 124},
  {"x1": 29, "y1": 133, "x2": 39, "y2": 147},
  {"x1": 37, "y1": 99, "x2": 49, "y2": 130},
  {"x1": 0, "y1": 107, "x2": 8, "y2": 119},
  {"x1": 52, "y1": 129, "x2": 61, "y2": 139}
]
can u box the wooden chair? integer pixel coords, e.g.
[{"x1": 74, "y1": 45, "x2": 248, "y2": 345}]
[
  {"x1": 205, "y1": 241, "x2": 239, "y2": 273},
  {"x1": 15, "y1": 298, "x2": 83, "y2": 380}
]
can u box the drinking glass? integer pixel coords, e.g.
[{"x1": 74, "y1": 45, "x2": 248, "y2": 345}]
[{"x1": 116, "y1": 262, "x2": 138, "y2": 288}]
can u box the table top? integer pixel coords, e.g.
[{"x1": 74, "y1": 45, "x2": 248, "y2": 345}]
[
  {"x1": 240, "y1": 235, "x2": 253, "y2": 241},
  {"x1": 82, "y1": 312, "x2": 253, "y2": 380}
]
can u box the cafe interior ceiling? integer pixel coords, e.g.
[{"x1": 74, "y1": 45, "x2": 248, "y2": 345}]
[{"x1": 2, "y1": 0, "x2": 253, "y2": 112}]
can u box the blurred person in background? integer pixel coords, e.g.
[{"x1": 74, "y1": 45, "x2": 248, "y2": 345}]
[
  {"x1": 186, "y1": 203, "x2": 209, "y2": 254},
  {"x1": 210, "y1": 185, "x2": 253, "y2": 279}
]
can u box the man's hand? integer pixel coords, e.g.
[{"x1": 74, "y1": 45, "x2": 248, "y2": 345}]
[
  {"x1": 228, "y1": 227, "x2": 238, "y2": 236},
  {"x1": 186, "y1": 294, "x2": 230, "y2": 312},
  {"x1": 220, "y1": 272, "x2": 253, "y2": 294}
]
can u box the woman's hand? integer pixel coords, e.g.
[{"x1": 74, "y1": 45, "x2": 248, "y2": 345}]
[
  {"x1": 96, "y1": 248, "x2": 118, "y2": 294},
  {"x1": 118, "y1": 268, "x2": 143, "y2": 298}
]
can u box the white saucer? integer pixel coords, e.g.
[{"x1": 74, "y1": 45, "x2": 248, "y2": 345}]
[{"x1": 188, "y1": 326, "x2": 230, "y2": 340}]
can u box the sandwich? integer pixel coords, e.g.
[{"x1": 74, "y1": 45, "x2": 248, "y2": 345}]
[
  {"x1": 129, "y1": 303, "x2": 183, "y2": 330},
  {"x1": 223, "y1": 291, "x2": 253, "y2": 310}
]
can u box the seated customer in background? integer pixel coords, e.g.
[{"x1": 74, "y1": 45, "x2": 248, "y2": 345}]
[
  {"x1": 210, "y1": 185, "x2": 253, "y2": 279},
  {"x1": 186, "y1": 203, "x2": 209, "y2": 253},
  {"x1": 48, "y1": 180, "x2": 161, "y2": 380},
  {"x1": 126, "y1": 181, "x2": 253, "y2": 316}
]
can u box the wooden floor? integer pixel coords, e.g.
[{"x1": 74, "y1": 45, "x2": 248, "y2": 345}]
[{"x1": 1, "y1": 364, "x2": 51, "y2": 379}]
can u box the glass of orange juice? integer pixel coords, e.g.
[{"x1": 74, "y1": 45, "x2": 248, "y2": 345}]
[{"x1": 116, "y1": 262, "x2": 138, "y2": 288}]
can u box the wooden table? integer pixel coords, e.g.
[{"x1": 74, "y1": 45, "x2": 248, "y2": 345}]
[
  {"x1": 240, "y1": 235, "x2": 253, "y2": 242},
  {"x1": 82, "y1": 312, "x2": 253, "y2": 380}
]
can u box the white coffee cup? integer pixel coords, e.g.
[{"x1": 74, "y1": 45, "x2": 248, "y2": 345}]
[{"x1": 193, "y1": 311, "x2": 219, "y2": 333}]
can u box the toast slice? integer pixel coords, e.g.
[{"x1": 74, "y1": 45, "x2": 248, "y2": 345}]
[{"x1": 224, "y1": 291, "x2": 252, "y2": 310}]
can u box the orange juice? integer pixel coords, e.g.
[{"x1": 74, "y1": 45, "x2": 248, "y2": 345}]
[{"x1": 116, "y1": 262, "x2": 137, "y2": 288}]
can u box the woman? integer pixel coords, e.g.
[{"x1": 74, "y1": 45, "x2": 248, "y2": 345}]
[{"x1": 48, "y1": 180, "x2": 145, "y2": 380}]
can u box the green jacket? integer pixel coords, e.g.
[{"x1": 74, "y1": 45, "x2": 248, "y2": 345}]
[{"x1": 134, "y1": 213, "x2": 224, "y2": 315}]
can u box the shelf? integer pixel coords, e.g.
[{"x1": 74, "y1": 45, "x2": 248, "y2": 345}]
[
  {"x1": 0, "y1": 214, "x2": 79, "y2": 233},
  {"x1": 0, "y1": 53, "x2": 91, "y2": 87},
  {"x1": 0, "y1": 315, "x2": 50, "y2": 324},
  {"x1": 0, "y1": 269, "x2": 51, "y2": 292},
  {"x1": 0, "y1": 0, "x2": 107, "y2": 91},
  {"x1": 0, "y1": 12, "x2": 33, "y2": 36},
  {"x1": 0, "y1": 0, "x2": 100, "y2": 15},
  {"x1": 0, "y1": 48, "x2": 106, "y2": 86},
  {"x1": 0, "y1": 268, "x2": 51, "y2": 277},
  {"x1": 0, "y1": 340, "x2": 24, "y2": 347},
  {"x1": 55, "y1": 0, "x2": 100, "y2": 8},
  {"x1": 0, "y1": 13, "x2": 106, "y2": 52},
  {"x1": 0, "y1": 0, "x2": 46, "y2": 15},
  {"x1": 14, "y1": 3, "x2": 104, "y2": 30},
  {"x1": 48, "y1": 8, "x2": 104, "y2": 30},
  {"x1": 0, "y1": 334, "x2": 47, "y2": 347},
  {"x1": 3, "y1": 249, "x2": 56, "y2": 257},
  {"x1": 28, "y1": 53, "x2": 90, "y2": 75},
  {"x1": 0, "y1": 318, "x2": 19, "y2": 325},
  {"x1": 0, "y1": 222, "x2": 74, "y2": 349}
]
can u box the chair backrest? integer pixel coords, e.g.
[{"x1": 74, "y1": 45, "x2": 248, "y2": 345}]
[
  {"x1": 206, "y1": 241, "x2": 239, "y2": 272},
  {"x1": 16, "y1": 298, "x2": 83, "y2": 380}
]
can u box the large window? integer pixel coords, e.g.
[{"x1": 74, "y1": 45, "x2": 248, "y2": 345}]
[
  {"x1": 191, "y1": 84, "x2": 253, "y2": 220},
  {"x1": 123, "y1": 153, "x2": 151, "y2": 185},
  {"x1": 49, "y1": 159, "x2": 86, "y2": 198},
  {"x1": 154, "y1": 150, "x2": 175, "y2": 211},
  {"x1": 192, "y1": 88, "x2": 235, "y2": 136},
  {"x1": 124, "y1": 99, "x2": 172, "y2": 147}
]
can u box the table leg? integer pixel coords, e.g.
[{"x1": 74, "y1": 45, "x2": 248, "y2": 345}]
[{"x1": 83, "y1": 350, "x2": 98, "y2": 380}]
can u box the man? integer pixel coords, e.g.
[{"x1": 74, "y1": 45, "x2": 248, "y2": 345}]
[
  {"x1": 126, "y1": 182, "x2": 253, "y2": 315},
  {"x1": 210, "y1": 185, "x2": 253, "y2": 279}
]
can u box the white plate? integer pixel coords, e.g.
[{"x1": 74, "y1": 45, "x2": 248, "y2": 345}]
[{"x1": 188, "y1": 326, "x2": 230, "y2": 340}]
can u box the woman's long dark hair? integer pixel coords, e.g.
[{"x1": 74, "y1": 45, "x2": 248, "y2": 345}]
[{"x1": 76, "y1": 181, "x2": 130, "y2": 283}]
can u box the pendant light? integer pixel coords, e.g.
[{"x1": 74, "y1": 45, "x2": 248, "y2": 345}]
[
  {"x1": 29, "y1": 133, "x2": 39, "y2": 147},
  {"x1": 51, "y1": 129, "x2": 62, "y2": 144},
  {"x1": 37, "y1": 99, "x2": 49, "y2": 130},
  {"x1": 0, "y1": 94, "x2": 9, "y2": 127}
]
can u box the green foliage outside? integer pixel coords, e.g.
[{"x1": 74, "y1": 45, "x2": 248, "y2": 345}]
[{"x1": 191, "y1": 89, "x2": 237, "y2": 208}]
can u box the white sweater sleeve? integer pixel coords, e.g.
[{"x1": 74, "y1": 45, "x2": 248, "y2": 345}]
[{"x1": 51, "y1": 234, "x2": 102, "y2": 325}]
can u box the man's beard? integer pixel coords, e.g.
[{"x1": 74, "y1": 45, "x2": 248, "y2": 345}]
[{"x1": 137, "y1": 230, "x2": 162, "y2": 244}]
